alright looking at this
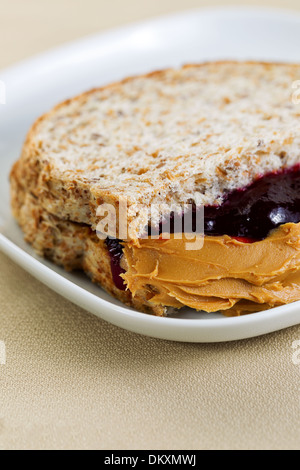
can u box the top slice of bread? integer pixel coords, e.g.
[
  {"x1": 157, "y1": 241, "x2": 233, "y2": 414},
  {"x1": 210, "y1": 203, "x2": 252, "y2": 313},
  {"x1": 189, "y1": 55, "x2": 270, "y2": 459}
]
[{"x1": 11, "y1": 61, "x2": 300, "y2": 239}]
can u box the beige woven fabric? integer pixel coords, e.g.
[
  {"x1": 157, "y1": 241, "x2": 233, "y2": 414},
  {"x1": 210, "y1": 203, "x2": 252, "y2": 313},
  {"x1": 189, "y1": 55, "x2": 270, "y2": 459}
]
[
  {"x1": 1, "y1": 0, "x2": 300, "y2": 450},
  {"x1": 0, "y1": 251, "x2": 300, "y2": 450}
]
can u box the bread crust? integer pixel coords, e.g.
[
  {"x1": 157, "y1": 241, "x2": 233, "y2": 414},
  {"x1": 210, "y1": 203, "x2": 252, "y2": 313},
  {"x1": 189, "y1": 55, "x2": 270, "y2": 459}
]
[
  {"x1": 11, "y1": 175, "x2": 167, "y2": 315},
  {"x1": 11, "y1": 61, "x2": 300, "y2": 239},
  {"x1": 10, "y1": 61, "x2": 300, "y2": 315}
]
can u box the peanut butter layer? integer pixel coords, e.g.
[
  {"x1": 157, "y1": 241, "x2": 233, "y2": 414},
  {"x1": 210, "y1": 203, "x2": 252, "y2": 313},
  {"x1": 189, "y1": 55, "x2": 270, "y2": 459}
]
[{"x1": 122, "y1": 223, "x2": 300, "y2": 316}]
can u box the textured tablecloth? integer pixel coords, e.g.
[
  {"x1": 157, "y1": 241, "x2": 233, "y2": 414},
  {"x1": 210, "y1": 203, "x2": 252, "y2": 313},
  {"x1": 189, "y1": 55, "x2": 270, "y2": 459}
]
[{"x1": 0, "y1": 0, "x2": 300, "y2": 450}]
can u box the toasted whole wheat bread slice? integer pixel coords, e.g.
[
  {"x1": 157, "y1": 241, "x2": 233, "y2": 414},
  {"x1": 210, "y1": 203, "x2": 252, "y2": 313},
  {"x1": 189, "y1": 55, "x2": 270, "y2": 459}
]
[
  {"x1": 11, "y1": 177, "x2": 167, "y2": 315},
  {"x1": 11, "y1": 61, "x2": 300, "y2": 239}
]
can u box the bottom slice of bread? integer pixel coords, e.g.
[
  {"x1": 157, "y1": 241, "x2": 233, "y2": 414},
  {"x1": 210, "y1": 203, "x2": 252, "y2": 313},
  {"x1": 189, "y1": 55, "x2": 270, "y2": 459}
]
[
  {"x1": 12, "y1": 178, "x2": 300, "y2": 317},
  {"x1": 11, "y1": 180, "x2": 168, "y2": 316}
]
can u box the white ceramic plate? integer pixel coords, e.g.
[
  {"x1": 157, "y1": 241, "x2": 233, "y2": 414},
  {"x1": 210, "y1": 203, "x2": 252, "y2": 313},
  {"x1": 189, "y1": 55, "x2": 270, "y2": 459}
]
[{"x1": 1, "y1": 6, "x2": 300, "y2": 342}]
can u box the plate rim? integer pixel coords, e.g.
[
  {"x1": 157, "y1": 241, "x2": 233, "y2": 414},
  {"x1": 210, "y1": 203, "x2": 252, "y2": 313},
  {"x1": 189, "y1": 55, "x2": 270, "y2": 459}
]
[
  {"x1": 1, "y1": 5, "x2": 300, "y2": 342},
  {"x1": 1, "y1": 233, "x2": 300, "y2": 343},
  {"x1": 1, "y1": 5, "x2": 300, "y2": 79}
]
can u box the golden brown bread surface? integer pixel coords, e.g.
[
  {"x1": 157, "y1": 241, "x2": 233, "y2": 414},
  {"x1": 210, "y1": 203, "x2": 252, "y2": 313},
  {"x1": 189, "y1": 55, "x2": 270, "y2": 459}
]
[
  {"x1": 10, "y1": 61, "x2": 300, "y2": 316},
  {"x1": 12, "y1": 177, "x2": 300, "y2": 317},
  {"x1": 11, "y1": 177, "x2": 167, "y2": 315},
  {"x1": 11, "y1": 61, "x2": 300, "y2": 239}
]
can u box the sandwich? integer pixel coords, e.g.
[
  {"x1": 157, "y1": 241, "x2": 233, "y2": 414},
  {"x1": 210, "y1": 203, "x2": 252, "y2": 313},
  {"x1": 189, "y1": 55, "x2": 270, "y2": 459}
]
[{"x1": 10, "y1": 61, "x2": 300, "y2": 316}]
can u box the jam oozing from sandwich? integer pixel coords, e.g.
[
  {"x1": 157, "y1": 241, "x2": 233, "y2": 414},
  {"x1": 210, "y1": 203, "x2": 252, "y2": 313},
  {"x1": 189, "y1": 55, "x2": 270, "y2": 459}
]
[
  {"x1": 203, "y1": 165, "x2": 300, "y2": 240},
  {"x1": 108, "y1": 165, "x2": 300, "y2": 289},
  {"x1": 153, "y1": 165, "x2": 300, "y2": 242},
  {"x1": 105, "y1": 237, "x2": 126, "y2": 291}
]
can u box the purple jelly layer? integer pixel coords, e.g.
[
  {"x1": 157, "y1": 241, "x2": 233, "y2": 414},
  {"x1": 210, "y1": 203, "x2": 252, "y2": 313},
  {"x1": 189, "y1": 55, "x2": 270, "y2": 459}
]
[
  {"x1": 107, "y1": 165, "x2": 300, "y2": 289},
  {"x1": 105, "y1": 238, "x2": 126, "y2": 291},
  {"x1": 153, "y1": 164, "x2": 300, "y2": 241}
]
